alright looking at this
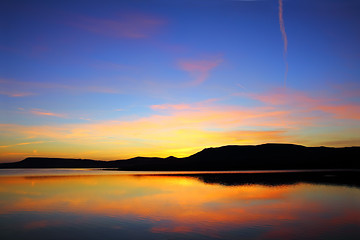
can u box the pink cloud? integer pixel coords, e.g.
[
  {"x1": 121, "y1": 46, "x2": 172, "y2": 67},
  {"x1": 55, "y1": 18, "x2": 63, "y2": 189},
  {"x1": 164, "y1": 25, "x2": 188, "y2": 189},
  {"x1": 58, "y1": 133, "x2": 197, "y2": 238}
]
[
  {"x1": 178, "y1": 58, "x2": 223, "y2": 85},
  {"x1": 84, "y1": 86, "x2": 120, "y2": 94},
  {"x1": 151, "y1": 104, "x2": 192, "y2": 111},
  {"x1": 317, "y1": 104, "x2": 360, "y2": 120},
  {"x1": 0, "y1": 91, "x2": 34, "y2": 97},
  {"x1": 30, "y1": 110, "x2": 66, "y2": 118},
  {"x1": 246, "y1": 88, "x2": 322, "y2": 106},
  {"x1": 69, "y1": 13, "x2": 165, "y2": 39},
  {"x1": 148, "y1": 100, "x2": 304, "y2": 130},
  {"x1": 245, "y1": 88, "x2": 360, "y2": 120}
]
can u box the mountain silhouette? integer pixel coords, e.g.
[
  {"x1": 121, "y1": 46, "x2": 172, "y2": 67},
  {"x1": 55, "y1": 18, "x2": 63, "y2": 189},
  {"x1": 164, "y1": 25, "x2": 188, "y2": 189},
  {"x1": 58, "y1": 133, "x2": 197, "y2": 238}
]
[{"x1": 0, "y1": 143, "x2": 359, "y2": 170}]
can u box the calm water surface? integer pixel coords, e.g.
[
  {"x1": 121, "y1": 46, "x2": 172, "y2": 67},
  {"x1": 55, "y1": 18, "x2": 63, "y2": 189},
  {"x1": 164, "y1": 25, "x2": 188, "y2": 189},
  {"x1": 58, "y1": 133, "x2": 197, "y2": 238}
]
[{"x1": 0, "y1": 169, "x2": 359, "y2": 240}]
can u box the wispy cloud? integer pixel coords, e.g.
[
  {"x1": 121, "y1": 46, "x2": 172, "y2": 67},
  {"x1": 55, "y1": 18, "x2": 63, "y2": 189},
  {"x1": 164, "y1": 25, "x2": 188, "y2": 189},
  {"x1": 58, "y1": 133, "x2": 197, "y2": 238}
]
[
  {"x1": 246, "y1": 88, "x2": 360, "y2": 120},
  {"x1": 317, "y1": 104, "x2": 360, "y2": 120},
  {"x1": 151, "y1": 104, "x2": 193, "y2": 111},
  {"x1": 30, "y1": 110, "x2": 66, "y2": 118},
  {"x1": 0, "y1": 78, "x2": 122, "y2": 96},
  {"x1": 178, "y1": 58, "x2": 223, "y2": 85},
  {"x1": 278, "y1": 0, "x2": 288, "y2": 87},
  {"x1": 69, "y1": 13, "x2": 165, "y2": 39},
  {"x1": 0, "y1": 141, "x2": 47, "y2": 148},
  {"x1": 246, "y1": 88, "x2": 321, "y2": 106},
  {"x1": 0, "y1": 91, "x2": 35, "y2": 97}
]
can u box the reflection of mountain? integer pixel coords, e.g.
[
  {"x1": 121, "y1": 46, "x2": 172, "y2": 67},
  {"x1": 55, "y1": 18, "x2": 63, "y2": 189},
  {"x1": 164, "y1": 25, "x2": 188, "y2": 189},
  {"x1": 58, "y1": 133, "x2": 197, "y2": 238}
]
[
  {"x1": 1, "y1": 143, "x2": 359, "y2": 170},
  {"x1": 137, "y1": 171, "x2": 360, "y2": 189}
]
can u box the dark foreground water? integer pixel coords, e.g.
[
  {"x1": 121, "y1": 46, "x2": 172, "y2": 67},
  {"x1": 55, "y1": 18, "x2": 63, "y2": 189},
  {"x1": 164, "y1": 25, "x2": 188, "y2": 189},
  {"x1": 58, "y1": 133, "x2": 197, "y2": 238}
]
[{"x1": 0, "y1": 169, "x2": 359, "y2": 240}]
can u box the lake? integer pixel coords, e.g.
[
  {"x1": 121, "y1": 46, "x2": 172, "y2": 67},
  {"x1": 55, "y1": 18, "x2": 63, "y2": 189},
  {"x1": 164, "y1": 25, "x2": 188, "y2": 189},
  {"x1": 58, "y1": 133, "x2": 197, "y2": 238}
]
[{"x1": 0, "y1": 169, "x2": 359, "y2": 240}]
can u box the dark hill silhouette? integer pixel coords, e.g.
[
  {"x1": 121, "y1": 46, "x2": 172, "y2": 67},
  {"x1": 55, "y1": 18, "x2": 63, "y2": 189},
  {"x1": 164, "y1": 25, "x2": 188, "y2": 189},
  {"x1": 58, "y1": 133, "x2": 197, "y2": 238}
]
[
  {"x1": 1, "y1": 158, "x2": 107, "y2": 168},
  {"x1": 0, "y1": 143, "x2": 359, "y2": 170}
]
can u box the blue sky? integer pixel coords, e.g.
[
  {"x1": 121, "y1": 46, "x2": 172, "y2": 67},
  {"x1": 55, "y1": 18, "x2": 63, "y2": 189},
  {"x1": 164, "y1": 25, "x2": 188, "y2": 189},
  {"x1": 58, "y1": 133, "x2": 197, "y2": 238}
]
[{"x1": 1, "y1": 0, "x2": 360, "y2": 162}]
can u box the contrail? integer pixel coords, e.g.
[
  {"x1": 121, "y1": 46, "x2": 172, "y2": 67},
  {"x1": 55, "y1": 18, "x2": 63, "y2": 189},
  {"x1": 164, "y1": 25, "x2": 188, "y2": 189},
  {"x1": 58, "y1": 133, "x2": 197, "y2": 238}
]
[{"x1": 278, "y1": 0, "x2": 288, "y2": 87}]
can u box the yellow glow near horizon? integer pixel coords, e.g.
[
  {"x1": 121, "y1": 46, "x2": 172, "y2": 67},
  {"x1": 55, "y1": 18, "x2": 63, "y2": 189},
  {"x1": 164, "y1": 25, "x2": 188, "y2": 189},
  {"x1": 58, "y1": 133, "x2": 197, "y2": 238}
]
[{"x1": 1, "y1": 88, "x2": 360, "y2": 163}]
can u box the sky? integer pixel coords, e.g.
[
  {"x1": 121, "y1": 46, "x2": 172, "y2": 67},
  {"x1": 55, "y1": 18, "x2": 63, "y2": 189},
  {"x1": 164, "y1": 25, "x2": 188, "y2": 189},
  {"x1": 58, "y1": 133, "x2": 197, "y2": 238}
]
[{"x1": 1, "y1": 0, "x2": 360, "y2": 162}]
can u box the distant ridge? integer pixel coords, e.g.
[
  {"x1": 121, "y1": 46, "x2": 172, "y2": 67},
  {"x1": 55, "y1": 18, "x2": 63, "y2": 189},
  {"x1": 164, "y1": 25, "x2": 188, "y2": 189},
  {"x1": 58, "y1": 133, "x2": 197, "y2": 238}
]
[{"x1": 0, "y1": 143, "x2": 359, "y2": 170}]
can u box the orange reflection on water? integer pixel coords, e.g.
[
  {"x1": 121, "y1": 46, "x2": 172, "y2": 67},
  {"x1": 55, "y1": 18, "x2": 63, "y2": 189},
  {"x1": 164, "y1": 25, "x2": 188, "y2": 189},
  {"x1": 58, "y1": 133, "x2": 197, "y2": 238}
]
[{"x1": 0, "y1": 173, "x2": 359, "y2": 239}]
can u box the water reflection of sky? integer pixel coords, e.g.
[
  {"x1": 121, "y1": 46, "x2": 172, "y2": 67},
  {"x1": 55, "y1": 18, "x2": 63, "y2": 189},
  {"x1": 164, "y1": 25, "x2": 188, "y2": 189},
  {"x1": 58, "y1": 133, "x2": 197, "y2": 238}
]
[{"x1": 0, "y1": 172, "x2": 359, "y2": 240}]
